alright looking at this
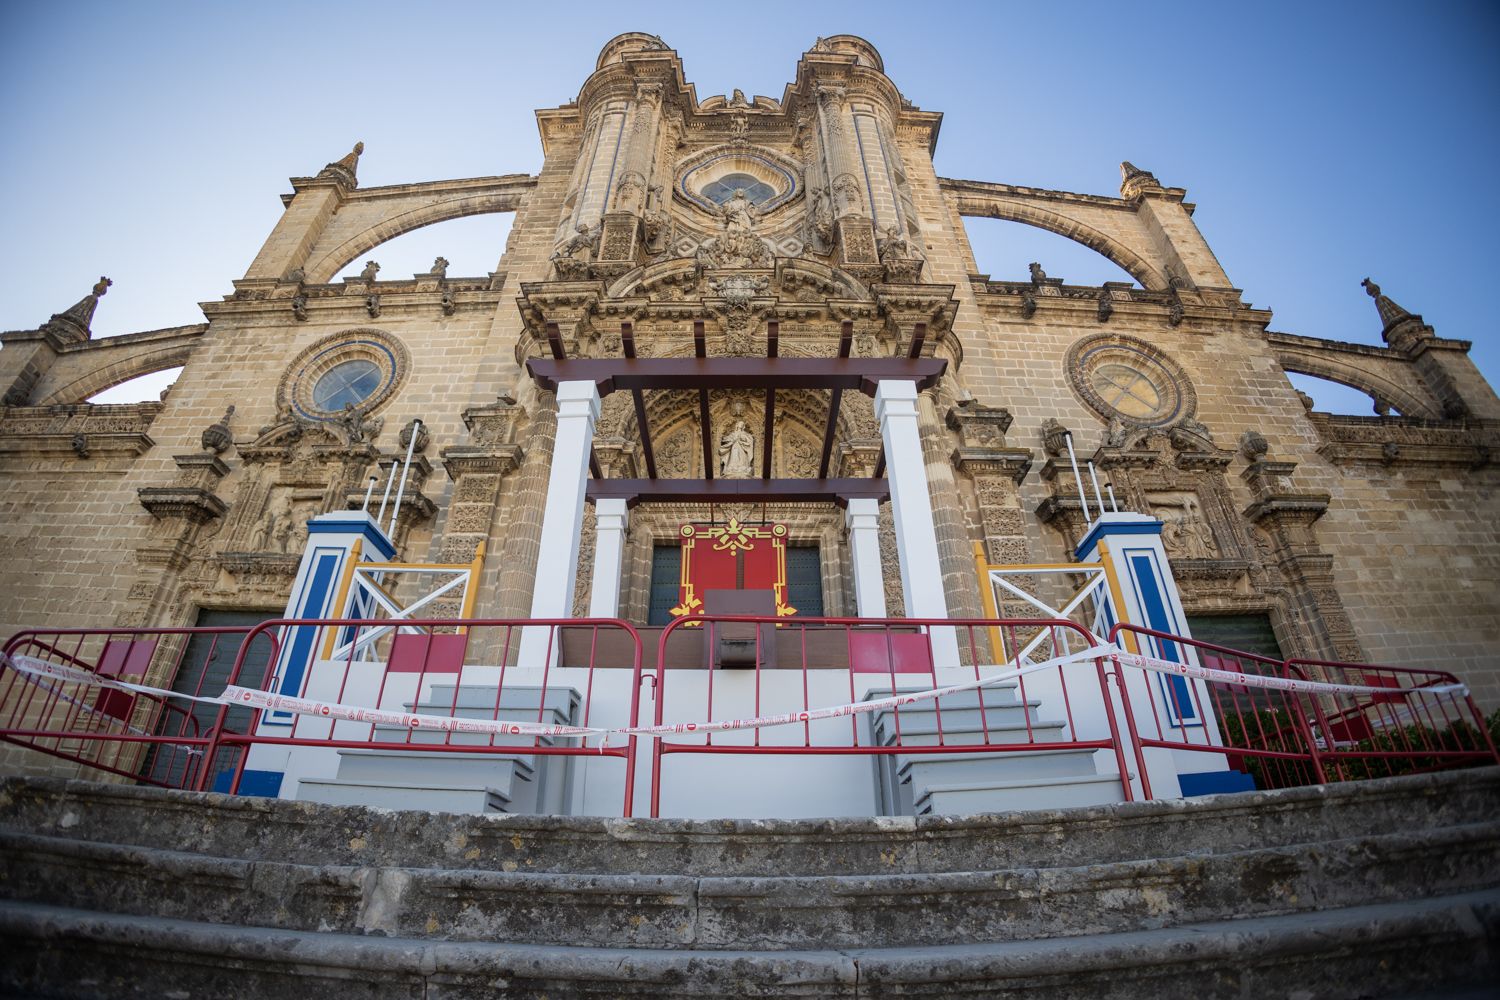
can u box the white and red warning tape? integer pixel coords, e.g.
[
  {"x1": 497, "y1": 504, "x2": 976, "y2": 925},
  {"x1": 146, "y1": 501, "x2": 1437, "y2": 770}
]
[{"x1": 0, "y1": 644, "x2": 1467, "y2": 745}]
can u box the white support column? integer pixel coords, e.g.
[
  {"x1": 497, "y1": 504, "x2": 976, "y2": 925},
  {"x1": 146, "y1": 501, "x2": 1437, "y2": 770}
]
[
  {"x1": 845, "y1": 497, "x2": 887, "y2": 618},
  {"x1": 588, "y1": 497, "x2": 630, "y2": 618},
  {"x1": 874, "y1": 380, "x2": 960, "y2": 666},
  {"x1": 518, "y1": 379, "x2": 600, "y2": 666}
]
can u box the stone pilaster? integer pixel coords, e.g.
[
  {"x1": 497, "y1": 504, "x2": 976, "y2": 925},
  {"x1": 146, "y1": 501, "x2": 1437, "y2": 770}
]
[{"x1": 1240, "y1": 446, "x2": 1364, "y2": 662}]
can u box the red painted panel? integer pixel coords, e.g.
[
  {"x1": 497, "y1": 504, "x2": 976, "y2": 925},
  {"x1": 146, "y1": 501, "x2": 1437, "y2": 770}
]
[
  {"x1": 387, "y1": 632, "x2": 469, "y2": 673},
  {"x1": 849, "y1": 631, "x2": 934, "y2": 674}
]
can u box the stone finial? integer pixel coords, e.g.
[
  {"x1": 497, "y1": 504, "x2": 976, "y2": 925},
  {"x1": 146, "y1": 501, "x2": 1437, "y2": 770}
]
[
  {"x1": 1028, "y1": 262, "x2": 1047, "y2": 285},
  {"x1": 1361, "y1": 277, "x2": 1432, "y2": 353},
  {"x1": 359, "y1": 260, "x2": 381, "y2": 281},
  {"x1": 318, "y1": 141, "x2": 364, "y2": 187},
  {"x1": 430, "y1": 256, "x2": 449, "y2": 278},
  {"x1": 201, "y1": 406, "x2": 235, "y2": 455},
  {"x1": 399, "y1": 418, "x2": 430, "y2": 454},
  {"x1": 43, "y1": 276, "x2": 112, "y2": 344},
  {"x1": 1120, "y1": 161, "x2": 1164, "y2": 199},
  {"x1": 1041, "y1": 417, "x2": 1071, "y2": 458},
  {"x1": 1239, "y1": 430, "x2": 1269, "y2": 462}
]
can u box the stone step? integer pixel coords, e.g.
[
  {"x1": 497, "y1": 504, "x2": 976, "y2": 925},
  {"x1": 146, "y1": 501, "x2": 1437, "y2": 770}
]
[
  {"x1": 294, "y1": 778, "x2": 509, "y2": 814},
  {"x1": 915, "y1": 772, "x2": 1129, "y2": 814},
  {"x1": 2, "y1": 890, "x2": 1495, "y2": 998},
  {"x1": 896, "y1": 747, "x2": 1103, "y2": 785},
  {"x1": 332, "y1": 748, "x2": 535, "y2": 788},
  {"x1": 3, "y1": 822, "x2": 1497, "y2": 950},
  {"x1": 4, "y1": 768, "x2": 1497, "y2": 877}
]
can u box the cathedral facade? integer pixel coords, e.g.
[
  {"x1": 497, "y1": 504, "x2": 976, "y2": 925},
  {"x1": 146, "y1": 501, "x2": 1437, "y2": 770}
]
[{"x1": 2, "y1": 31, "x2": 1498, "y2": 729}]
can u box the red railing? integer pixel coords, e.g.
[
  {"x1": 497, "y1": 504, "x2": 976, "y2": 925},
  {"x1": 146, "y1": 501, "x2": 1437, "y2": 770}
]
[
  {"x1": 1108, "y1": 624, "x2": 1500, "y2": 797},
  {"x1": 3, "y1": 617, "x2": 1494, "y2": 818},
  {"x1": 0, "y1": 626, "x2": 280, "y2": 791},
  {"x1": 644, "y1": 615, "x2": 1133, "y2": 818},
  {"x1": 1284, "y1": 657, "x2": 1498, "y2": 782},
  {"x1": 199, "y1": 617, "x2": 644, "y2": 816}
]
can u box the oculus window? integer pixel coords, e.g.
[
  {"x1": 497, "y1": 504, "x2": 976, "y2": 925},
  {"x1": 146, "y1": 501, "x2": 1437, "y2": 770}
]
[{"x1": 701, "y1": 173, "x2": 777, "y2": 206}]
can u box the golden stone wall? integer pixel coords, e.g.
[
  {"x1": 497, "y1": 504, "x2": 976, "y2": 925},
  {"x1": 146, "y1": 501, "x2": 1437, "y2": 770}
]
[{"x1": 3, "y1": 29, "x2": 1498, "y2": 787}]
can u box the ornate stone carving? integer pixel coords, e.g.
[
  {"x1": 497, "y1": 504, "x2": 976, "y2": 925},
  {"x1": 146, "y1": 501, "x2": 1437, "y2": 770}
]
[
  {"x1": 201, "y1": 406, "x2": 234, "y2": 455},
  {"x1": 1147, "y1": 491, "x2": 1218, "y2": 558},
  {"x1": 358, "y1": 260, "x2": 381, "y2": 281},
  {"x1": 718, "y1": 402, "x2": 756, "y2": 478}
]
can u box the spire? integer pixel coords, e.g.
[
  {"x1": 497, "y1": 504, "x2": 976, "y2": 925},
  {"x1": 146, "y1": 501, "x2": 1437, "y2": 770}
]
[
  {"x1": 42, "y1": 276, "x2": 111, "y2": 344},
  {"x1": 1362, "y1": 277, "x2": 1432, "y2": 352},
  {"x1": 317, "y1": 141, "x2": 364, "y2": 188},
  {"x1": 1119, "y1": 161, "x2": 1163, "y2": 199}
]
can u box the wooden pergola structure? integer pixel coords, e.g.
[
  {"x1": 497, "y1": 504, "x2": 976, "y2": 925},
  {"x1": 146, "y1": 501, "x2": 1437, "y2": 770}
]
[{"x1": 525, "y1": 319, "x2": 944, "y2": 508}]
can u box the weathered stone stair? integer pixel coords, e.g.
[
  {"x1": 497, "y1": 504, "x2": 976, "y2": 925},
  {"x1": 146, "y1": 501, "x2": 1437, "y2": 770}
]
[{"x1": 1, "y1": 767, "x2": 1497, "y2": 997}]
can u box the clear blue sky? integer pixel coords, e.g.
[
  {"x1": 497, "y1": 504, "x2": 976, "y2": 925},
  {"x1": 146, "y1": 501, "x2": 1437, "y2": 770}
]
[{"x1": 2, "y1": 1, "x2": 1496, "y2": 414}]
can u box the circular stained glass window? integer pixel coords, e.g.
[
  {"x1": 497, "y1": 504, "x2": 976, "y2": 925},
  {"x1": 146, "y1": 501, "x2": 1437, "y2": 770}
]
[
  {"x1": 312, "y1": 359, "x2": 383, "y2": 411},
  {"x1": 1067, "y1": 334, "x2": 1196, "y2": 428},
  {"x1": 701, "y1": 173, "x2": 777, "y2": 206},
  {"x1": 1090, "y1": 363, "x2": 1165, "y2": 420},
  {"x1": 280, "y1": 329, "x2": 408, "y2": 423}
]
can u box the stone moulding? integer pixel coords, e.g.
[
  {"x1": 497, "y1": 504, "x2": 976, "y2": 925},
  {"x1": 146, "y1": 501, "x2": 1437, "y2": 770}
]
[{"x1": 1307, "y1": 413, "x2": 1496, "y2": 470}]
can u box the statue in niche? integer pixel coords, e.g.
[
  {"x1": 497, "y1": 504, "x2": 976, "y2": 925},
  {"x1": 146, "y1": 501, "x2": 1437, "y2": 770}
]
[
  {"x1": 718, "y1": 403, "x2": 756, "y2": 478},
  {"x1": 1151, "y1": 492, "x2": 1217, "y2": 559},
  {"x1": 255, "y1": 491, "x2": 289, "y2": 552},
  {"x1": 720, "y1": 189, "x2": 759, "y2": 234},
  {"x1": 613, "y1": 172, "x2": 645, "y2": 213}
]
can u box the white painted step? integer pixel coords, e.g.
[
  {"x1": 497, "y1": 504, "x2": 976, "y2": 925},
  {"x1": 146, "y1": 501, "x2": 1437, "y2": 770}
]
[
  {"x1": 333, "y1": 748, "x2": 535, "y2": 790},
  {"x1": 296, "y1": 778, "x2": 510, "y2": 814},
  {"x1": 914, "y1": 772, "x2": 1129, "y2": 815},
  {"x1": 897, "y1": 747, "x2": 1104, "y2": 786},
  {"x1": 874, "y1": 718, "x2": 1072, "y2": 747},
  {"x1": 862, "y1": 685, "x2": 1026, "y2": 709},
  {"x1": 870, "y1": 700, "x2": 1044, "y2": 732}
]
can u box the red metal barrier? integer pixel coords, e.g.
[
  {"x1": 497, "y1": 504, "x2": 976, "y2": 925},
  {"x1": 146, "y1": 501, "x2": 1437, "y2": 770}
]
[
  {"x1": 1108, "y1": 623, "x2": 1327, "y2": 797},
  {"x1": 1283, "y1": 657, "x2": 1498, "y2": 782},
  {"x1": 644, "y1": 615, "x2": 1132, "y2": 818},
  {"x1": 199, "y1": 617, "x2": 644, "y2": 816},
  {"x1": 0, "y1": 626, "x2": 280, "y2": 791},
  {"x1": 1108, "y1": 624, "x2": 1500, "y2": 796}
]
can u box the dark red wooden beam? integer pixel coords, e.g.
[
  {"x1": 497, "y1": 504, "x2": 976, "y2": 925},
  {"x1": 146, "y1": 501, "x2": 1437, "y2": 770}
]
[
  {"x1": 587, "y1": 478, "x2": 889, "y2": 509},
  {"x1": 526, "y1": 357, "x2": 946, "y2": 397},
  {"x1": 545, "y1": 322, "x2": 567, "y2": 361},
  {"x1": 818, "y1": 321, "x2": 855, "y2": 478},
  {"x1": 906, "y1": 321, "x2": 927, "y2": 360},
  {"x1": 694, "y1": 320, "x2": 713, "y2": 480},
  {"x1": 761, "y1": 321, "x2": 778, "y2": 480},
  {"x1": 619, "y1": 322, "x2": 656, "y2": 479}
]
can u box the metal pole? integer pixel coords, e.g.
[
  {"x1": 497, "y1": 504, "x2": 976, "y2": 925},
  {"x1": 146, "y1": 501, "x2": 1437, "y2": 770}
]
[
  {"x1": 1064, "y1": 432, "x2": 1092, "y2": 526},
  {"x1": 1106, "y1": 483, "x2": 1120, "y2": 513},
  {"x1": 1087, "y1": 461, "x2": 1107, "y2": 516},
  {"x1": 388, "y1": 419, "x2": 421, "y2": 537},
  {"x1": 361, "y1": 475, "x2": 377, "y2": 512},
  {"x1": 375, "y1": 460, "x2": 397, "y2": 525}
]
